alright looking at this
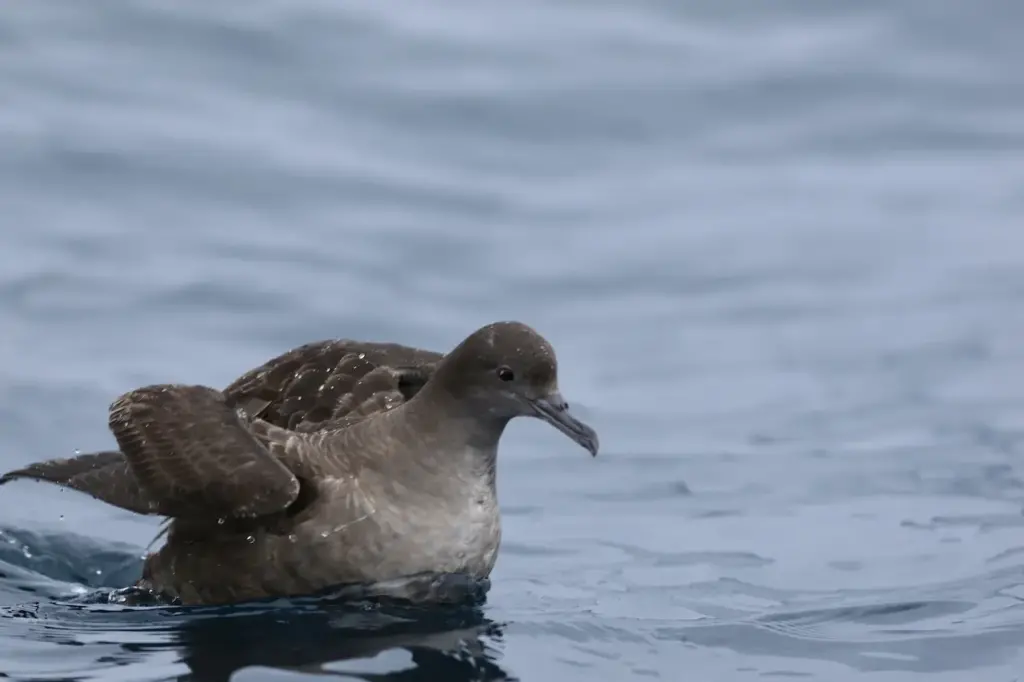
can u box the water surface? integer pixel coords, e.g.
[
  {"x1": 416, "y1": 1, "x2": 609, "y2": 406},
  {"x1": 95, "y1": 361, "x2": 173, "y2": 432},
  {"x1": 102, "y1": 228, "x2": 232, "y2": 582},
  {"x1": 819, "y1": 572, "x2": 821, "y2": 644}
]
[{"x1": 1, "y1": 1, "x2": 1023, "y2": 680}]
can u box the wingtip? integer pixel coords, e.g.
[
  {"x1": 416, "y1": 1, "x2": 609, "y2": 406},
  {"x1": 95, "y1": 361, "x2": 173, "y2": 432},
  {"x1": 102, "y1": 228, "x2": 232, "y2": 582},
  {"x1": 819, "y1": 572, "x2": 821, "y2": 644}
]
[
  {"x1": 0, "y1": 470, "x2": 30, "y2": 486},
  {"x1": 0, "y1": 469, "x2": 66, "y2": 487}
]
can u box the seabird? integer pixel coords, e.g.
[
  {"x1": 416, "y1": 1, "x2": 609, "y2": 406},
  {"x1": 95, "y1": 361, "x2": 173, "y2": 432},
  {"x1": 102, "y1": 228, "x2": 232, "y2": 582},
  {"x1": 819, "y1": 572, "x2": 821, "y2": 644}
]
[{"x1": 0, "y1": 321, "x2": 598, "y2": 605}]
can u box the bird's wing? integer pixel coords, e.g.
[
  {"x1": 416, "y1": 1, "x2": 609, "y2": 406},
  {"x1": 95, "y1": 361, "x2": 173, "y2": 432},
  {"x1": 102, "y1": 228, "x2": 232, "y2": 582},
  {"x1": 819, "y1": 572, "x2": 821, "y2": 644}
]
[
  {"x1": 222, "y1": 339, "x2": 442, "y2": 431},
  {"x1": 0, "y1": 384, "x2": 299, "y2": 520},
  {"x1": 0, "y1": 338, "x2": 444, "y2": 518},
  {"x1": 105, "y1": 384, "x2": 301, "y2": 520},
  {"x1": 0, "y1": 450, "x2": 160, "y2": 515}
]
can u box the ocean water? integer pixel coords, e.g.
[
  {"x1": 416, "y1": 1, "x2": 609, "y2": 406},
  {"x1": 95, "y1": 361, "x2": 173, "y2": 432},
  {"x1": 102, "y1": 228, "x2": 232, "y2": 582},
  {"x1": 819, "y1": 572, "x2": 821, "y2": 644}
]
[{"x1": 1, "y1": 1, "x2": 1023, "y2": 680}]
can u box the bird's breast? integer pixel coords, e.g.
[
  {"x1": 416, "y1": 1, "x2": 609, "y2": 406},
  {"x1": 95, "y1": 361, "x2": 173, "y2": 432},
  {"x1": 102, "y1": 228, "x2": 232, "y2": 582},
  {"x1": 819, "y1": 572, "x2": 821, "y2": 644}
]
[{"x1": 301, "y1": 472, "x2": 502, "y2": 580}]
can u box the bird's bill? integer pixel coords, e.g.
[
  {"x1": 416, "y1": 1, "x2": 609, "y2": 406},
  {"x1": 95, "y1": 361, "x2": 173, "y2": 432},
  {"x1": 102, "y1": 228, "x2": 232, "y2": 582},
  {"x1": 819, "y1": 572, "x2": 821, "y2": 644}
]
[{"x1": 528, "y1": 392, "x2": 599, "y2": 456}]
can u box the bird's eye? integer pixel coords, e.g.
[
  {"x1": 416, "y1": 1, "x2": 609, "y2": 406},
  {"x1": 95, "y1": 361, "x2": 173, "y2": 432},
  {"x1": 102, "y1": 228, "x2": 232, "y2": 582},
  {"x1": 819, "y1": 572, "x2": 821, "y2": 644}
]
[{"x1": 497, "y1": 366, "x2": 515, "y2": 382}]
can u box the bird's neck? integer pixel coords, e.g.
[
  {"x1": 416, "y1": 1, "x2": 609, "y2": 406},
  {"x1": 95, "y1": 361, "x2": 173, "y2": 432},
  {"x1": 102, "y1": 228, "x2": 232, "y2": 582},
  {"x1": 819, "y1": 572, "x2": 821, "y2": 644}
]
[{"x1": 398, "y1": 385, "x2": 509, "y2": 487}]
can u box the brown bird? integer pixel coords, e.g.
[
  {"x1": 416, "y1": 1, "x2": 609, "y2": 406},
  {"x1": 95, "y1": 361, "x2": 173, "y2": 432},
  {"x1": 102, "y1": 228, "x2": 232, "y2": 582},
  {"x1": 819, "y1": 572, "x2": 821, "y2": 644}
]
[{"x1": 0, "y1": 321, "x2": 598, "y2": 605}]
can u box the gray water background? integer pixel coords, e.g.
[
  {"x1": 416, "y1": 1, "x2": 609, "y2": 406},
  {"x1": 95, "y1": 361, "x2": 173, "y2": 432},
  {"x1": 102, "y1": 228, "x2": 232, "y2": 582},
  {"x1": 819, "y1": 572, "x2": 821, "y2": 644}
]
[{"x1": 1, "y1": 1, "x2": 1023, "y2": 680}]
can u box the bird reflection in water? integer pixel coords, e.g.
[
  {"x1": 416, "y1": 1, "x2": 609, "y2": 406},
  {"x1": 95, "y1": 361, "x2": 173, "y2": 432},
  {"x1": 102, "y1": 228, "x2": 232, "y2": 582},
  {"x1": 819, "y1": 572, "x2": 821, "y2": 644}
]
[{"x1": 170, "y1": 590, "x2": 511, "y2": 682}]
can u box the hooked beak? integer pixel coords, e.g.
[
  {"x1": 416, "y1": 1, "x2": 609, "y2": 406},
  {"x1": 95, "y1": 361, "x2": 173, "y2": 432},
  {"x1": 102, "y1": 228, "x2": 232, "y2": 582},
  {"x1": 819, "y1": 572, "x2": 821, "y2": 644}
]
[{"x1": 528, "y1": 391, "x2": 599, "y2": 457}]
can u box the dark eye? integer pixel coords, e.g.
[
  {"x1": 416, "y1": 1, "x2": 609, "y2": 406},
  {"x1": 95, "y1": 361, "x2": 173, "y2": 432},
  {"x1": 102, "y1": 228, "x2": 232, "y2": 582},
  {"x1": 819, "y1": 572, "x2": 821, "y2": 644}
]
[{"x1": 496, "y1": 366, "x2": 515, "y2": 382}]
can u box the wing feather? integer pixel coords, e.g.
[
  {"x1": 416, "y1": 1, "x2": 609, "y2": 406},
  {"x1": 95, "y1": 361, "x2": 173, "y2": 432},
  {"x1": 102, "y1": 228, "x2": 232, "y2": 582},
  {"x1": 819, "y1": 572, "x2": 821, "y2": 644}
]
[
  {"x1": 1, "y1": 338, "x2": 443, "y2": 519},
  {"x1": 106, "y1": 384, "x2": 300, "y2": 520}
]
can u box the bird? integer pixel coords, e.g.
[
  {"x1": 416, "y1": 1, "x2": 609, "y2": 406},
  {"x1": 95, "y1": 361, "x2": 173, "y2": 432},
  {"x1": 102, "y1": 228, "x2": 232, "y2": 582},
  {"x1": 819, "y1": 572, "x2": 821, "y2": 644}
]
[{"x1": 0, "y1": 321, "x2": 599, "y2": 605}]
